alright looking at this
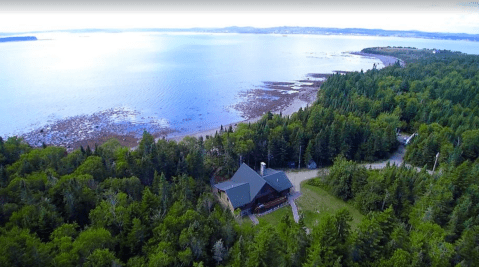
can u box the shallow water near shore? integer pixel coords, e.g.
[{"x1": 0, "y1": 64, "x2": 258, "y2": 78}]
[{"x1": 1, "y1": 32, "x2": 478, "y2": 147}]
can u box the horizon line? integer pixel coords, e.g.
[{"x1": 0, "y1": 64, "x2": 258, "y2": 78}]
[{"x1": 2, "y1": 25, "x2": 478, "y2": 37}]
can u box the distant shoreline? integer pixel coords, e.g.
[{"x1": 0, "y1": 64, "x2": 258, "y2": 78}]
[
  {"x1": 0, "y1": 36, "x2": 37, "y2": 43},
  {"x1": 5, "y1": 26, "x2": 478, "y2": 42}
]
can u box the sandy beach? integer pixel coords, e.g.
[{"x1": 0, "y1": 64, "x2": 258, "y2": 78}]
[{"x1": 350, "y1": 51, "x2": 406, "y2": 68}]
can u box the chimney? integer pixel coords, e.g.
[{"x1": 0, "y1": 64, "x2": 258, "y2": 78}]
[{"x1": 260, "y1": 162, "x2": 266, "y2": 176}]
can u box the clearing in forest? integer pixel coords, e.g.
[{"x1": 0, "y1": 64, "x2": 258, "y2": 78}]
[{"x1": 296, "y1": 181, "x2": 363, "y2": 229}]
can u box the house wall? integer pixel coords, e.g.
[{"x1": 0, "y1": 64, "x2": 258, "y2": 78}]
[
  {"x1": 255, "y1": 184, "x2": 276, "y2": 200},
  {"x1": 280, "y1": 189, "x2": 291, "y2": 197},
  {"x1": 240, "y1": 203, "x2": 253, "y2": 215},
  {"x1": 254, "y1": 185, "x2": 281, "y2": 207},
  {"x1": 215, "y1": 190, "x2": 235, "y2": 213},
  {"x1": 214, "y1": 186, "x2": 255, "y2": 216}
]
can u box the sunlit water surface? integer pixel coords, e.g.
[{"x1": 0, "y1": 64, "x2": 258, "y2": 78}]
[{"x1": 1, "y1": 32, "x2": 478, "y2": 138}]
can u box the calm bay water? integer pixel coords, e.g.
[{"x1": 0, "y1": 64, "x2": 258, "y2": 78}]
[{"x1": 1, "y1": 32, "x2": 478, "y2": 138}]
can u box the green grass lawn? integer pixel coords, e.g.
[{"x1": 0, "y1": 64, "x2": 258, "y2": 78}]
[
  {"x1": 244, "y1": 178, "x2": 363, "y2": 229},
  {"x1": 297, "y1": 181, "x2": 363, "y2": 229},
  {"x1": 239, "y1": 217, "x2": 253, "y2": 227},
  {"x1": 257, "y1": 205, "x2": 294, "y2": 226}
]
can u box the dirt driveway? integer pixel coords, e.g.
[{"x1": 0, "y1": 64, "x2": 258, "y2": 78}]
[{"x1": 285, "y1": 144, "x2": 412, "y2": 193}]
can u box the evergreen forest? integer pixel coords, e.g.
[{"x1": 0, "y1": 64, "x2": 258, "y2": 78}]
[{"x1": 1, "y1": 47, "x2": 479, "y2": 266}]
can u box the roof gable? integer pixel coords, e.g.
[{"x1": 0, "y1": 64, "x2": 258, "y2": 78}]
[
  {"x1": 214, "y1": 181, "x2": 251, "y2": 209},
  {"x1": 230, "y1": 163, "x2": 266, "y2": 201},
  {"x1": 263, "y1": 170, "x2": 293, "y2": 192},
  {"x1": 215, "y1": 180, "x2": 244, "y2": 191},
  {"x1": 225, "y1": 183, "x2": 250, "y2": 209}
]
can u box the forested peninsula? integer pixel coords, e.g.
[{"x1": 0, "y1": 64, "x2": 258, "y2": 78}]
[
  {"x1": 0, "y1": 36, "x2": 37, "y2": 42},
  {"x1": 1, "y1": 47, "x2": 479, "y2": 266}
]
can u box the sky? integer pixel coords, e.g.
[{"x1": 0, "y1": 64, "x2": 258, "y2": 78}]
[{"x1": 0, "y1": 1, "x2": 478, "y2": 34}]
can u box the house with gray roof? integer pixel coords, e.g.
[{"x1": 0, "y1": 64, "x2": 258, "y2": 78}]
[{"x1": 213, "y1": 162, "x2": 293, "y2": 216}]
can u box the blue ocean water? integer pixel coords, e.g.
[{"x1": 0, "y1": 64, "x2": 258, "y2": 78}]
[{"x1": 1, "y1": 32, "x2": 478, "y2": 138}]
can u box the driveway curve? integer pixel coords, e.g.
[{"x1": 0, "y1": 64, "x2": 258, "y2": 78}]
[{"x1": 285, "y1": 144, "x2": 418, "y2": 193}]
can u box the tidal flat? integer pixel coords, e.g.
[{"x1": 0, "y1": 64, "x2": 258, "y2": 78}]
[{"x1": 18, "y1": 51, "x2": 398, "y2": 150}]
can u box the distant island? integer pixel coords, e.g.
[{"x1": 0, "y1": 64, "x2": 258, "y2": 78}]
[{"x1": 0, "y1": 36, "x2": 37, "y2": 43}]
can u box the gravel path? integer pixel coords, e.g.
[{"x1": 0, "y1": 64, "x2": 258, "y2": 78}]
[
  {"x1": 288, "y1": 197, "x2": 300, "y2": 223},
  {"x1": 364, "y1": 145, "x2": 405, "y2": 170},
  {"x1": 285, "y1": 143, "x2": 427, "y2": 194},
  {"x1": 286, "y1": 169, "x2": 321, "y2": 193},
  {"x1": 364, "y1": 145, "x2": 432, "y2": 174},
  {"x1": 283, "y1": 143, "x2": 436, "y2": 225},
  {"x1": 283, "y1": 144, "x2": 409, "y2": 224}
]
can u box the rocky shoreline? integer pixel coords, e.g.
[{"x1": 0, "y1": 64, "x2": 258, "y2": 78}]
[
  {"x1": 233, "y1": 77, "x2": 325, "y2": 120},
  {"x1": 166, "y1": 75, "x2": 328, "y2": 143},
  {"x1": 16, "y1": 51, "x2": 397, "y2": 151},
  {"x1": 18, "y1": 74, "x2": 328, "y2": 150},
  {"x1": 20, "y1": 108, "x2": 174, "y2": 152}
]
